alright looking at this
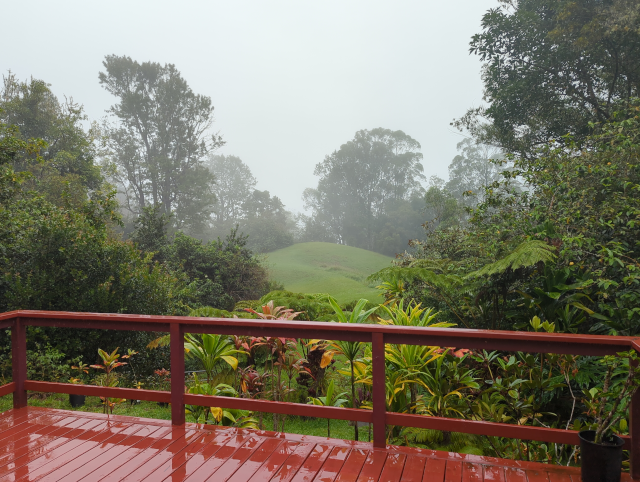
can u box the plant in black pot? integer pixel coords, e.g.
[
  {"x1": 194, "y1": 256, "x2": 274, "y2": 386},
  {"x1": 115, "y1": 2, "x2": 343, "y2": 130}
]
[
  {"x1": 68, "y1": 360, "x2": 89, "y2": 408},
  {"x1": 580, "y1": 350, "x2": 640, "y2": 482}
]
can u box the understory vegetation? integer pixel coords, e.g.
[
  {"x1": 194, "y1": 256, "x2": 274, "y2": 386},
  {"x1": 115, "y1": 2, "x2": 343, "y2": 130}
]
[{"x1": 1, "y1": 0, "x2": 640, "y2": 472}]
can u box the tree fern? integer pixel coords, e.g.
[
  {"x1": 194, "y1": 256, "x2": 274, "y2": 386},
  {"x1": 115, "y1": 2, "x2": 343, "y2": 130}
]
[{"x1": 466, "y1": 240, "x2": 556, "y2": 279}]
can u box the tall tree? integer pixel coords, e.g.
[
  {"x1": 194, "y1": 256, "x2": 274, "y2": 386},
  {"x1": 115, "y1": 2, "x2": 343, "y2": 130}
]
[
  {"x1": 457, "y1": 0, "x2": 640, "y2": 155},
  {"x1": 303, "y1": 128, "x2": 425, "y2": 252},
  {"x1": 0, "y1": 74, "x2": 102, "y2": 206},
  {"x1": 99, "y1": 55, "x2": 223, "y2": 233},
  {"x1": 445, "y1": 139, "x2": 504, "y2": 208},
  {"x1": 206, "y1": 154, "x2": 257, "y2": 224}
]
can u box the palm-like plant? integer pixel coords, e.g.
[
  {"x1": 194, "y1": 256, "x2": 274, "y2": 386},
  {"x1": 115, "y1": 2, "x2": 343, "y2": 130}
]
[
  {"x1": 385, "y1": 344, "x2": 440, "y2": 411},
  {"x1": 307, "y1": 379, "x2": 349, "y2": 437},
  {"x1": 378, "y1": 300, "x2": 454, "y2": 328},
  {"x1": 319, "y1": 298, "x2": 377, "y2": 441},
  {"x1": 415, "y1": 350, "x2": 479, "y2": 445},
  {"x1": 184, "y1": 333, "x2": 245, "y2": 385}
]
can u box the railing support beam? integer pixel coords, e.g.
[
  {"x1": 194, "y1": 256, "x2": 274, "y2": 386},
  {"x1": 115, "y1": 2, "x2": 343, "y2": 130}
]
[
  {"x1": 170, "y1": 323, "x2": 185, "y2": 425},
  {"x1": 11, "y1": 319, "x2": 27, "y2": 409},
  {"x1": 630, "y1": 357, "x2": 640, "y2": 480},
  {"x1": 372, "y1": 332, "x2": 386, "y2": 448}
]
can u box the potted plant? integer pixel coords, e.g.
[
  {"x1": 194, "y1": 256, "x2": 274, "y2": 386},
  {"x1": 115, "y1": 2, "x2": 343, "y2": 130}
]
[
  {"x1": 580, "y1": 350, "x2": 640, "y2": 482},
  {"x1": 68, "y1": 360, "x2": 89, "y2": 408}
]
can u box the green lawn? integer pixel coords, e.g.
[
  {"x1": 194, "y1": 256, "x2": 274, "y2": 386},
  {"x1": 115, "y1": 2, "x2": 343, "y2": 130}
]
[{"x1": 265, "y1": 242, "x2": 392, "y2": 304}]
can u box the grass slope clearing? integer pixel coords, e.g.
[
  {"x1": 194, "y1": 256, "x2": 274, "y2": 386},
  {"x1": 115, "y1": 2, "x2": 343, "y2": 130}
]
[{"x1": 265, "y1": 242, "x2": 393, "y2": 304}]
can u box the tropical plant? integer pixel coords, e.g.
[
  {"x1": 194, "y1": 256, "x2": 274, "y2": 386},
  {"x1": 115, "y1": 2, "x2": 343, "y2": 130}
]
[
  {"x1": 90, "y1": 348, "x2": 127, "y2": 414},
  {"x1": 184, "y1": 333, "x2": 244, "y2": 385},
  {"x1": 307, "y1": 379, "x2": 349, "y2": 437},
  {"x1": 312, "y1": 298, "x2": 378, "y2": 440},
  {"x1": 582, "y1": 351, "x2": 640, "y2": 445}
]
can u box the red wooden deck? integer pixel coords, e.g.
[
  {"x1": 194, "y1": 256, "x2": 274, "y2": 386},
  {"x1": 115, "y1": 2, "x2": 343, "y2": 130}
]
[{"x1": 0, "y1": 407, "x2": 627, "y2": 482}]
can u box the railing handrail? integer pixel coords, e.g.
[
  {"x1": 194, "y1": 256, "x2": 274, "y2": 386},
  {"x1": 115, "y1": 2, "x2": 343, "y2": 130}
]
[
  {"x1": 1, "y1": 309, "x2": 637, "y2": 356},
  {"x1": 1, "y1": 309, "x2": 639, "y2": 478}
]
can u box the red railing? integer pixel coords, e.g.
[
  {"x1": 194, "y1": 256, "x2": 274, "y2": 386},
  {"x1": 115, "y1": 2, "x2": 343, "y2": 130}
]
[{"x1": 1, "y1": 310, "x2": 639, "y2": 477}]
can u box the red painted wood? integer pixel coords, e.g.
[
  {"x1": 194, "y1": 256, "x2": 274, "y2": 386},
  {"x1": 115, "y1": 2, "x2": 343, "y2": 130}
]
[
  {"x1": 0, "y1": 416, "x2": 76, "y2": 468},
  {"x1": 630, "y1": 356, "x2": 640, "y2": 480},
  {"x1": 312, "y1": 445, "x2": 351, "y2": 482},
  {"x1": 0, "y1": 382, "x2": 15, "y2": 397},
  {"x1": 11, "y1": 318, "x2": 26, "y2": 409},
  {"x1": 24, "y1": 380, "x2": 171, "y2": 403},
  {"x1": 183, "y1": 394, "x2": 373, "y2": 423},
  {"x1": 372, "y1": 332, "x2": 386, "y2": 449},
  {"x1": 356, "y1": 450, "x2": 388, "y2": 482},
  {"x1": 287, "y1": 443, "x2": 334, "y2": 482},
  {"x1": 503, "y1": 468, "x2": 527, "y2": 482},
  {"x1": 171, "y1": 322, "x2": 186, "y2": 426},
  {"x1": 118, "y1": 429, "x2": 206, "y2": 481},
  {"x1": 422, "y1": 458, "x2": 446, "y2": 482},
  {"x1": 444, "y1": 460, "x2": 464, "y2": 482},
  {"x1": 390, "y1": 454, "x2": 425, "y2": 482},
  {"x1": 524, "y1": 470, "x2": 551, "y2": 482},
  {"x1": 4, "y1": 309, "x2": 634, "y2": 356},
  {"x1": 246, "y1": 440, "x2": 302, "y2": 482},
  {"x1": 268, "y1": 442, "x2": 316, "y2": 482},
  {"x1": 8, "y1": 418, "x2": 116, "y2": 481},
  {"x1": 135, "y1": 430, "x2": 217, "y2": 481},
  {"x1": 378, "y1": 452, "x2": 406, "y2": 482},
  {"x1": 209, "y1": 436, "x2": 271, "y2": 481},
  {"x1": 547, "y1": 471, "x2": 573, "y2": 482},
  {"x1": 34, "y1": 422, "x2": 141, "y2": 481},
  {"x1": 227, "y1": 437, "x2": 284, "y2": 482},
  {"x1": 483, "y1": 465, "x2": 506, "y2": 482},
  {"x1": 462, "y1": 462, "x2": 484, "y2": 482},
  {"x1": 59, "y1": 425, "x2": 167, "y2": 481},
  {"x1": 178, "y1": 433, "x2": 255, "y2": 482},
  {"x1": 385, "y1": 413, "x2": 631, "y2": 449},
  {"x1": 96, "y1": 427, "x2": 197, "y2": 481},
  {"x1": 198, "y1": 437, "x2": 265, "y2": 482},
  {"x1": 333, "y1": 448, "x2": 369, "y2": 482},
  {"x1": 0, "y1": 417, "x2": 105, "y2": 478},
  {"x1": 157, "y1": 431, "x2": 235, "y2": 482}
]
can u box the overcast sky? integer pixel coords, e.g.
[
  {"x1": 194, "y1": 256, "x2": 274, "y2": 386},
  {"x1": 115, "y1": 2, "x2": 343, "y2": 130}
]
[{"x1": 2, "y1": 0, "x2": 496, "y2": 213}]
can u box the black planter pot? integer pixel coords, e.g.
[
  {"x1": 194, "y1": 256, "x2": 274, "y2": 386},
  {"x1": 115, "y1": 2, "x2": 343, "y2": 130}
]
[
  {"x1": 69, "y1": 394, "x2": 86, "y2": 408},
  {"x1": 579, "y1": 430, "x2": 624, "y2": 482}
]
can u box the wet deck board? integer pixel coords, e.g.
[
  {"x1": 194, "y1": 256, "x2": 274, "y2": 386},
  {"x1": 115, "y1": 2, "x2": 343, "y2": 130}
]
[{"x1": 0, "y1": 408, "x2": 630, "y2": 481}]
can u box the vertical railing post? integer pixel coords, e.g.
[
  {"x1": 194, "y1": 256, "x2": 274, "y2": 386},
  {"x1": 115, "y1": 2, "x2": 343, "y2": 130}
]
[
  {"x1": 630, "y1": 355, "x2": 640, "y2": 480},
  {"x1": 372, "y1": 332, "x2": 386, "y2": 448},
  {"x1": 170, "y1": 323, "x2": 185, "y2": 425},
  {"x1": 12, "y1": 318, "x2": 27, "y2": 409}
]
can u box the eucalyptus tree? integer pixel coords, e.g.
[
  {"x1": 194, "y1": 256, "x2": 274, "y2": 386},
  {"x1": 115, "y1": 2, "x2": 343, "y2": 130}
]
[
  {"x1": 303, "y1": 128, "x2": 425, "y2": 251},
  {"x1": 206, "y1": 154, "x2": 257, "y2": 225},
  {"x1": 99, "y1": 55, "x2": 223, "y2": 233}
]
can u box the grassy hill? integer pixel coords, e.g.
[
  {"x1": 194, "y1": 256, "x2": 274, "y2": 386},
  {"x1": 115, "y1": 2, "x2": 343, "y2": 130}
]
[{"x1": 264, "y1": 242, "x2": 393, "y2": 304}]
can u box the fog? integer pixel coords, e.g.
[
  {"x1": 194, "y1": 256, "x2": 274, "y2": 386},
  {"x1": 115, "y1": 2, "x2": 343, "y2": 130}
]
[{"x1": 2, "y1": 0, "x2": 496, "y2": 213}]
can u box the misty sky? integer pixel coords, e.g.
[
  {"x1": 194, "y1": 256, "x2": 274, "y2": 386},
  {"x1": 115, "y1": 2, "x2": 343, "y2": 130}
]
[{"x1": 2, "y1": 0, "x2": 497, "y2": 213}]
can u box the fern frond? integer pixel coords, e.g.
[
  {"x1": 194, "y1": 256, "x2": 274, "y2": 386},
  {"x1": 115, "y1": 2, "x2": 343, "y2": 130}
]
[{"x1": 466, "y1": 240, "x2": 556, "y2": 279}]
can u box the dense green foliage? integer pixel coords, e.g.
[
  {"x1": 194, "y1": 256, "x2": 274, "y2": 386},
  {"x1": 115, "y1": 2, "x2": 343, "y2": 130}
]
[
  {"x1": 100, "y1": 55, "x2": 223, "y2": 235},
  {"x1": 457, "y1": 0, "x2": 640, "y2": 156},
  {"x1": 301, "y1": 128, "x2": 427, "y2": 255},
  {"x1": 130, "y1": 206, "x2": 271, "y2": 311},
  {"x1": 376, "y1": 104, "x2": 640, "y2": 335}
]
